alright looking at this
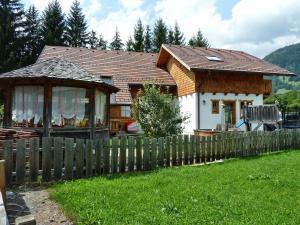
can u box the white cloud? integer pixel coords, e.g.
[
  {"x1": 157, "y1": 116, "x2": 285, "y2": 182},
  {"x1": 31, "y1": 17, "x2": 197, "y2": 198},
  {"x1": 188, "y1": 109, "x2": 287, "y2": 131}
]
[{"x1": 119, "y1": 0, "x2": 143, "y2": 10}]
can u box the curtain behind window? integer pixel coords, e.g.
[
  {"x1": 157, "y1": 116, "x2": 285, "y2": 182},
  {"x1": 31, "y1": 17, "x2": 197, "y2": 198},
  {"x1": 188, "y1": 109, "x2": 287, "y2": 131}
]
[{"x1": 95, "y1": 89, "x2": 107, "y2": 127}]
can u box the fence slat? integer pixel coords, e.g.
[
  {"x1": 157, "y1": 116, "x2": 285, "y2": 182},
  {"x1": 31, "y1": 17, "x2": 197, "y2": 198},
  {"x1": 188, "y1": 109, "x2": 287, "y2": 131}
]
[
  {"x1": 183, "y1": 135, "x2": 189, "y2": 165},
  {"x1": 143, "y1": 137, "x2": 150, "y2": 170},
  {"x1": 136, "y1": 136, "x2": 142, "y2": 170},
  {"x1": 195, "y1": 136, "x2": 200, "y2": 163},
  {"x1": 128, "y1": 136, "x2": 135, "y2": 172},
  {"x1": 42, "y1": 137, "x2": 53, "y2": 182},
  {"x1": 64, "y1": 138, "x2": 74, "y2": 180},
  {"x1": 158, "y1": 137, "x2": 164, "y2": 167},
  {"x1": 111, "y1": 137, "x2": 119, "y2": 174},
  {"x1": 151, "y1": 138, "x2": 157, "y2": 170},
  {"x1": 16, "y1": 139, "x2": 26, "y2": 184},
  {"x1": 119, "y1": 136, "x2": 126, "y2": 173},
  {"x1": 165, "y1": 137, "x2": 171, "y2": 167},
  {"x1": 94, "y1": 139, "x2": 102, "y2": 175},
  {"x1": 86, "y1": 140, "x2": 93, "y2": 176},
  {"x1": 103, "y1": 138, "x2": 110, "y2": 174},
  {"x1": 177, "y1": 135, "x2": 183, "y2": 166},
  {"x1": 3, "y1": 140, "x2": 13, "y2": 185},
  {"x1": 53, "y1": 137, "x2": 63, "y2": 180},
  {"x1": 189, "y1": 135, "x2": 195, "y2": 164},
  {"x1": 75, "y1": 139, "x2": 85, "y2": 178},
  {"x1": 29, "y1": 138, "x2": 39, "y2": 182}
]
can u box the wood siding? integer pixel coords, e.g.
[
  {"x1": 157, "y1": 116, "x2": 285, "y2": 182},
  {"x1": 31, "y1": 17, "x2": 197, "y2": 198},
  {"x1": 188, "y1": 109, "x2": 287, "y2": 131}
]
[{"x1": 166, "y1": 57, "x2": 196, "y2": 96}]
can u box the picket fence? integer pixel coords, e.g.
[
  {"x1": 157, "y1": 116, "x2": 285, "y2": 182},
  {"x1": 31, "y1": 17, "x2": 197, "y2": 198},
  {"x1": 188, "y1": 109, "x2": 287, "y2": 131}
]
[{"x1": 1, "y1": 129, "x2": 300, "y2": 185}]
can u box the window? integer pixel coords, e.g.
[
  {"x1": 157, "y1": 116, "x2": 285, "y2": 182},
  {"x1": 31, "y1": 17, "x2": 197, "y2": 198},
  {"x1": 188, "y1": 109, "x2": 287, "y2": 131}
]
[
  {"x1": 95, "y1": 89, "x2": 107, "y2": 127},
  {"x1": 52, "y1": 87, "x2": 90, "y2": 128},
  {"x1": 212, "y1": 100, "x2": 219, "y2": 114},
  {"x1": 101, "y1": 76, "x2": 116, "y2": 104},
  {"x1": 206, "y1": 56, "x2": 223, "y2": 62},
  {"x1": 121, "y1": 106, "x2": 131, "y2": 117},
  {"x1": 12, "y1": 86, "x2": 44, "y2": 127}
]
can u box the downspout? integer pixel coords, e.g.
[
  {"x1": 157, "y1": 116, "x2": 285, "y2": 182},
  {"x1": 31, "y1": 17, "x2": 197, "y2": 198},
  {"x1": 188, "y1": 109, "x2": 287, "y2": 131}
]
[{"x1": 196, "y1": 92, "x2": 200, "y2": 130}]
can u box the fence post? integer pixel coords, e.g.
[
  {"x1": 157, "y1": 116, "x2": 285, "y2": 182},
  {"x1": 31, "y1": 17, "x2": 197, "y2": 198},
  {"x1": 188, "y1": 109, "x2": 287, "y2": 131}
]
[
  {"x1": 177, "y1": 135, "x2": 183, "y2": 166},
  {"x1": 136, "y1": 136, "x2": 142, "y2": 171},
  {"x1": 143, "y1": 137, "x2": 150, "y2": 170},
  {"x1": 150, "y1": 138, "x2": 157, "y2": 170},
  {"x1": 119, "y1": 136, "x2": 126, "y2": 173},
  {"x1": 172, "y1": 135, "x2": 177, "y2": 166},
  {"x1": 183, "y1": 135, "x2": 189, "y2": 165},
  {"x1": 64, "y1": 138, "x2": 75, "y2": 179},
  {"x1": 111, "y1": 137, "x2": 119, "y2": 174},
  {"x1": 195, "y1": 136, "x2": 200, "y2": 163},
  {"x1": 128, "y1": 136, "x2": 135, "y2": 172},
  {"x1": 3, "y1": 141, "x2": 13, "y2": 185},
  {"x1": 16, "y1": 139, "x2": 26, "y2": 184},
  {"x1": 42, "y1": 137, "x2": 53, "y2": 182},
  {"x1": 189, "y1": 135, "x2": 195, "y2": 164},
  {"x1": 86, "y1": 139, "x2": 94, "y2": 176},
  {"x1": 53, "y1": 137, "x2": 63, "y2": 180},
  {"x1": 158, "y1": 137, "x2": 164, "y2": 167},
  {"x1": 29, "y1": 137, "x2": 39, "y2": 182},
  {"x1": 0, "y1": 160, "x2": 6, "y2": 207},
  {"x1": 165, "y1": 137, "x2": 171, "y2": 167}
]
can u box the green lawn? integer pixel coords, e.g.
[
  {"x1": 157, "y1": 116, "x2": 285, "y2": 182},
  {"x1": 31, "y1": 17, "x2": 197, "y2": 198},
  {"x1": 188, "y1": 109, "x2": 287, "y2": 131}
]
[{"x1": 49, "y1": 151, "x2": 300, "y2": 225}]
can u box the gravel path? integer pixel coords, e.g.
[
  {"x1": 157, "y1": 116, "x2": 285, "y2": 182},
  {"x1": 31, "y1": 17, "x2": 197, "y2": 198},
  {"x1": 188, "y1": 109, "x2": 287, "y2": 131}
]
[{"x1": 6, "y1": 187, "x2": 73, "y2": 225}]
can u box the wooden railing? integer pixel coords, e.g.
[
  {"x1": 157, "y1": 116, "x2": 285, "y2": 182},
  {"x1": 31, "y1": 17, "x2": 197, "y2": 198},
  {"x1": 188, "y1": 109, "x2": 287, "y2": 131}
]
[
  {"x1": 0, "y1": 130, "x2": 300, "y2": 185},
  {"x1": 263, "y1": 79, "x2": 272, "y2": 95}
]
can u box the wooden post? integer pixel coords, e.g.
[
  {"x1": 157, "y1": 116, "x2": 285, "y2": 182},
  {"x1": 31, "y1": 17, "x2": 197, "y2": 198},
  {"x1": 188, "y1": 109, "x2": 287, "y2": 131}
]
[
  {"x1": 3, "y1": 141, "x2": 13, "y2": 185},
  {"x1": 3, "y1": 85, "x2": 12, "y2": 128},
  {"x1": 106, "y1": 93, "x2": 110, "y2": 129},
  {"x1": 53, "y1": 137, "x2": 63, "y2": 180},
  {"x1": 43, "y1": 83, "x2": 52, "y2": 137},
  {"x1": 143, "y1": 137, "x2": 150, "y2": 170},
  {"x1": 16, "y1": 139, "x2": 26, "y2": 184},
  {"x1": 111, "y1": 137, "x2": 119, "y2": 173},
  {"x1": 0, "y1": 160, "x2": 6, "y2": 207},
  {"x1": 29, "y1": 138, "x2": 39, "y2": 182},
  {"x1": 89, "y1": 87, "x2": 96, "y2": 140},
  {"x1": 64, "y1": 138, "x2": 75, "y2": 179}
]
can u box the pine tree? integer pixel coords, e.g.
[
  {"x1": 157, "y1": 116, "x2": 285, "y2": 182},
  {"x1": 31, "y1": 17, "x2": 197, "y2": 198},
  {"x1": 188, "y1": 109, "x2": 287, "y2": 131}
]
[
  {"x1": 173, "y1": 22, "x2": 185, "y2": 45},
  {"x1": 167, "y1": 26, "x2": 174, "y2": 44},
  {"x1": 98, "y1": 34, "x2": 107, "y2": 50},
  {"x1": 126, "y1": 36, "x2": 134, "y2": 51},
  {"x1": 188, "y1": 29, "x2": 210, "y2": 48},
  {"x1": 0, "y1": 0, "x2": 24, "y2": 72},
  {"x1": 88, "y1": 30, "x2": 98, "y2": 49},
  {"x1": 153, "y1": 18, "x2": 167, "y2": 52},
  {"x1": 66, "y1": 0, "x2": 88, "y2": 47},
  {"x1": 144, "y1": 25, "x2": 152, "y2": 53},
  {"x1": 41, "y1": 0, "x2": 66, "y2": 46},
  {"x1": 133, "y1": 18, "x2": 144, "y2": 52},
  {"x1": 109, "y1": 27, "x2": 123, "y2": 50},
  {"x1": 23, "y1": 5, "x2": 43, "y2": 65}
]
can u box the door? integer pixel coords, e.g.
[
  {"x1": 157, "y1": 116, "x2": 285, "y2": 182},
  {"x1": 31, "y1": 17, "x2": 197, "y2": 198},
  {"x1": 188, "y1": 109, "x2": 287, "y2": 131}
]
[{"x1": 223, "y1": 101, "x2": 236, "y2": 130}]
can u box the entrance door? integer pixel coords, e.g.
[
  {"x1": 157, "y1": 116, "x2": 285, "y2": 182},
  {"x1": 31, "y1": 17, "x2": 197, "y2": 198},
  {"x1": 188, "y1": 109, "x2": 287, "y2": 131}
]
[{"x1": 223, "y1": 101, "x2": 236, "y2": 130}]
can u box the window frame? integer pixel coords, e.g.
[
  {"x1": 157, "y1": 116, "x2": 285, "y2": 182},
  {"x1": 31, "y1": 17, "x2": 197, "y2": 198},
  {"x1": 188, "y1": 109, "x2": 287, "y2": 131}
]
[
  {"x1": 121, "y1": 105, "x2": 131, "y2": 118},
  {"x1": 211, "y1": 99, "x2": 220, "y2": 114}
]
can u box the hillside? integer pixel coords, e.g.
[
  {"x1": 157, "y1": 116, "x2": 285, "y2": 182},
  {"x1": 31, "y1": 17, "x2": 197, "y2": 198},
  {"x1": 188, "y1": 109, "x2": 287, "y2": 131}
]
[{"x1": 264, "y1": 43, "x2": 300, "y2": 93}]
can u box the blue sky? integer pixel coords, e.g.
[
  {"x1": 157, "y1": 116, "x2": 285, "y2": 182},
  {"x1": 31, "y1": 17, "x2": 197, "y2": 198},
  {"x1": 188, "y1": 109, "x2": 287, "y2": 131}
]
[{"x1": 21, "y1": 0, "x2": 300, "y2": 58}]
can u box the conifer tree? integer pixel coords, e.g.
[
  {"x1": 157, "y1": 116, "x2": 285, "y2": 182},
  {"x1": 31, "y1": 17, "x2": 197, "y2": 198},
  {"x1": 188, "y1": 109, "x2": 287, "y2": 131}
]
[
  {"x1": 153, "y1": 18, "x2": 167, "y2": 52},
  {"x1": 144, "y1": 25, "x2": 152, "y2": 53},
  {"x1": 126, "y1": 36, "x2": 134, "y2": 51},
  {"x1": 0, "y1": 0, "x2": 24, "y2": 72},
  {"x1": 109, "y1": 27, "x2": 123, "y2": 50},
  {"x1": 188, "y1": 29, "x2": 210, "y2": 48},
  {"x1": 41, "y1": 0, "x2": 66, "y2": 46},
  {"x1": 133, "y1": 18, "x2": 144, "y2": 52},
  {"x1": 167, "y1": 26, "x2": 174, "y2": 44},
  {"x1": 98, "y1": 34, "x2": 107, "y2": 50},
  {"x1": 23, "y1": 5, "x2": 43, "y2": 65},
  {"x1": 173, "y1": 22, "x2": 185, "y2": 45},
  {"x1": 66, "y1": 0, "x2": 88, "y2": 47},
  {"x1": 88, "y1": 30, "x2": 98, "y2": 49}
]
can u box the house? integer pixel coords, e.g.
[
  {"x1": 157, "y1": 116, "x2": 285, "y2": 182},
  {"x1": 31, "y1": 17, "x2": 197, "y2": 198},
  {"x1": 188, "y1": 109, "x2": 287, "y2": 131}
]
[
  {"x1": 0, "y1": 57, "x2": 118, "y2": 139},
  {"x1": 156, "y1": 44, "x2": 294, "y2": 133},
  {"x1": 4, "y1": 44, "x2": 293, "y2": 136}
]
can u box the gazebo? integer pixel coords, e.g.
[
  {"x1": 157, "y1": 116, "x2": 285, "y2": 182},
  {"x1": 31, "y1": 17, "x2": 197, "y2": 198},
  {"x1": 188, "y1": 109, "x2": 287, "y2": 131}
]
[{"x1": 0, "y1": 57, "x2": 119, "y2": 139}]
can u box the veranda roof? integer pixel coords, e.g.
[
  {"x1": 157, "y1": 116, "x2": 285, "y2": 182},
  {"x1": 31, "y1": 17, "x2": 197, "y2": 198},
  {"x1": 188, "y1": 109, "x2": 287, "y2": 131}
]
[{"x1": 0, "y1": 57, "x2": 119, "y2": 93}]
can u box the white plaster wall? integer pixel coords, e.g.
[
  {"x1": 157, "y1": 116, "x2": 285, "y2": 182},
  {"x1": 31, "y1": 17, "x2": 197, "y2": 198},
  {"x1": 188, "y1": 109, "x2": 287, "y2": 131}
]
[
  {"x1": 179, "y1": 93, "x2": 197, "y2": 134},
  {"x1": 199, "y1": 93, "x2": 263, "y2": 130}
]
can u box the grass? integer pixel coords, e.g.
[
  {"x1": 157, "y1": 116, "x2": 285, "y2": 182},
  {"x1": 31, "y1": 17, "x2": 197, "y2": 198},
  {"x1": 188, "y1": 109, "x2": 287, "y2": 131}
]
[{"x1": 49, "y1": 150, "x2": 300, "y2": 225}]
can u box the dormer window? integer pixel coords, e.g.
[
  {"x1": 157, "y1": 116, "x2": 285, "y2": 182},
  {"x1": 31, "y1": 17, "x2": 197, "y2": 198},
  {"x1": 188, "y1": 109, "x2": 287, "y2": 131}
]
[{"x1": 206, "y1": 56, "x2": 223, "y2": 62}]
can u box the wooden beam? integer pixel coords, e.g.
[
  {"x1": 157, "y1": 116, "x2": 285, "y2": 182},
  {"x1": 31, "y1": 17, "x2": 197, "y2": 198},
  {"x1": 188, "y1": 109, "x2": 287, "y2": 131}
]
[
  {"x1": 0, "y1": 160, "x2": 6, "y2": 207},
  {"x1": 89, "y1": 87, "x2": 96, "y2": 139},
  {"x1": 106, "y1": 93, "x2": 110, "y2": 129},
  {"x1": 43, "y1": 84, "x2": 52, "y2": 137}
]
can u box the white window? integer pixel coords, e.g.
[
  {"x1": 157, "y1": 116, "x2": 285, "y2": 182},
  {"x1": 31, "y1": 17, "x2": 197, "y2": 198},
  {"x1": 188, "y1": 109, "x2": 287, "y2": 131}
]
[{"x1": 121, "y1": 106, "x2": 131, "y2": 118}]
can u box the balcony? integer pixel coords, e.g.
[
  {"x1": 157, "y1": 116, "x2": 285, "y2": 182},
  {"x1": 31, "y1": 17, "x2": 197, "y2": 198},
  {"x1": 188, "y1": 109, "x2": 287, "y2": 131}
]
[{"x1": 263, "y1": 80, "x2": 272, "y2": 96}]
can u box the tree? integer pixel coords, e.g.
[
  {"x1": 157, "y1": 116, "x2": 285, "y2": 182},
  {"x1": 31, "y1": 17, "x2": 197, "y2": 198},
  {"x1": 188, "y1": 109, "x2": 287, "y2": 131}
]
[
  {"x1": 66, "y1": 0, "x2": 88, "y2": 47},
  {"x1": 167, "y1": 26, "x2": 174, "y2": 44},
  {"x1": 132, "y1": 84, "x2": 189, "y2": 137},
  {"x1": 144, "y1": 25, "x2": 152, "y2": 53},
  {"x1": 41, "y1": 0, "x2": 66, "y2": 46},
  {"x1": 126, "y1": 36, "x2": 134, "y2": 51},
  {"x1": 173, "y1": 22, "x2": 185, "y2": 45},
  {"x1": 0, "y1": 0, "x2": 24, "y2": 72},
  {"x1": 133, "y1": 18, "x2": 144, "y2": 52},
  {"x1": 88, "y1": 30, "x2": 98, "y2": 49},
  {"x1": 109, "y1": 27, "x2": 123, "y2": 50},
  {"x1": 153, "y1": 18, "x2": 167, "y2": 52},
  {"x1": 98, "y1": 34, "x2": 107, "y2": 50},
  {"x1": 23, "y1": 5, "x2": 43, "y2": 65},
  {"x1": 189, "y1": 29, "x2": 210, "y2": 48}
]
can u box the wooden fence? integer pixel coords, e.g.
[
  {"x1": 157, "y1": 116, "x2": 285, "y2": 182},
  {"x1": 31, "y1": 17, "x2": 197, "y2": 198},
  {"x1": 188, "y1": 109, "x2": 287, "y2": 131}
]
[
  {"x1": 1, "y1": 130, "x2": 300, "y2": 185},
  {"x1": 0, "y1": 160, "x2": 9, "y2": 225}
]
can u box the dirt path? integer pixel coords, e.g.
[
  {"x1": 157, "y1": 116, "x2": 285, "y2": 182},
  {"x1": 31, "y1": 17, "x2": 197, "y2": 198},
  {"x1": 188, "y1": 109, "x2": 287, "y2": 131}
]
[{"x1": 6, "y1": 187, "x2": 73, "y2": 225}]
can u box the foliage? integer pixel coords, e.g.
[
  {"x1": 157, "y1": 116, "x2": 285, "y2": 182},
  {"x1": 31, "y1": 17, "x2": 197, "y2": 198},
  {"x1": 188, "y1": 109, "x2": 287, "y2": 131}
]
[
  {"x1": 126, "y1": 36, "x2": 134, "y2": 51},
  {"x1": 41, "y1": 0, "x2": 66, "y2": 46},
  {"x1": 264, "y1": 43, "x2": 300, "y2": 93},
  {"x1": 88, "y1": 30, "x2": 98, "y2": 49},
  {"x1": 133, "y1": 18, "x2": 144, "y2": 52},
  {"x1": 22, "y1": 5, "x2": 43, "y2": 65},
  {"x1": 98, "y1": 34, "x2": 107, "y2": 50},
  {"x1": 66, "y1": 0, "x2": 88, "y2": 47},
  {"x1": 153, "y1": 18, "x2": 168, "y2": 52},
  {"x1": 109, "y1": 27, "x2": 123, "y2": 50},
  {"x1": 264, "y1": 90, "x2": 300, "y2": 109},
  {"x1": 167, "y1": 26, "x2": 174, "y2": 44},
  {"x1": 50, "y1": 151, "x2": 300, "y2": 225},
  {"x1": 144, "y1": 25, "x2": 152, "y2": 53},
  {"x1": 0, "y1": 0, "x2": 25, "y2": 73},
  {"x1": 188, "y1": 28, "x2": 210, "y2": 48},
  {"x1": 132, "y1": 84, "x2": 188, "y2": 137},
  {"x1": 173, "y1": 22, "x2": 185, "y2": 45}
]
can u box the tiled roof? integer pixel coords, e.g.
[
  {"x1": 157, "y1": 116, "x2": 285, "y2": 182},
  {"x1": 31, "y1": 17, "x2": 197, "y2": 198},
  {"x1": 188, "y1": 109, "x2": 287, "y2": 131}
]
[
  {"x1": 0, "y1": 57, "x2": 119, "y2": 92},
  {"x1": 159, "y1": 44, "x2": 295, "y2": 76},
  {"x1": 38, "y1": 46, "x2": 176, "y2": 104}
]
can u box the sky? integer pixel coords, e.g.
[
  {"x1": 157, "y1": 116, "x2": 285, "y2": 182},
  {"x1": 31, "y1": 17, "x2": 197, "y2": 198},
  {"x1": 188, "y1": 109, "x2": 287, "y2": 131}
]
[{"x1": 21, "y1": 0, "x2": 300, "y2": 58}]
